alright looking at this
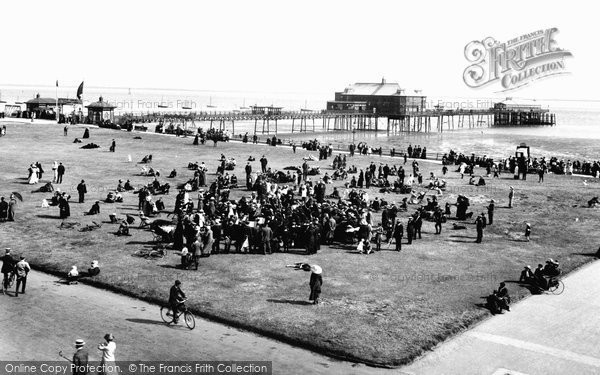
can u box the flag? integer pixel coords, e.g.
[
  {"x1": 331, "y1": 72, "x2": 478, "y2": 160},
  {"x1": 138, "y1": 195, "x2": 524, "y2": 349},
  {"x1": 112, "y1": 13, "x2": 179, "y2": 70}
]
[
  {"x1": 77, "y1": 81, "x2": 84, "y2": 101},
  {"x1": 56, "y1": 80, "x2": 58, "y2": 87}
]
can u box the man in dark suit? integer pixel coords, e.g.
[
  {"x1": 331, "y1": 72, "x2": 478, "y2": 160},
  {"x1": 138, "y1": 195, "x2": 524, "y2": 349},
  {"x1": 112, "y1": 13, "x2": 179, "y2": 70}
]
[
  {"x1": 393, "y1": 220, "x2": 404, "y2": 251},
  {"x1": 57, "y1": 163, "x2": 65, "y2": 184},
  {"x1": 1, "y1": 248, "x2": 15, "y2": 294},
  {"x1": 487, "y1": 200, "x2": 495, "y2": 225},
  {"x1": 260, "y1": 223, "x2": 273, "y2": 255},
  {"x1": 77, "y1": 180, "x2": 87, "y2": 203},
  {"x1": 406, "y1": 218, "x2": 414, "y2": 245},
  {"x1": 72, "y1": 339, "x2": 89, "y2": 375},
  {"x1": 0, "y1": 197, "x2": 8, "y2": 221},
  {"x1": 475, "y1": 216, "x2": 484, "y2": 243},
  {"x1": 260, "y1": 155, "x2": 268, "y2": 173}
]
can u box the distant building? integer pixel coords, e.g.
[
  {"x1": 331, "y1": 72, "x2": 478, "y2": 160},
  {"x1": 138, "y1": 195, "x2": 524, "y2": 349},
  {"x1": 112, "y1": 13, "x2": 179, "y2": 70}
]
[
  {"x1": 327, "y1": 78, "x2": 426, "y2": 115},
  {"x1": 25, "y1": 94, "x2": 81, "y2": 120},
  {"x1": 86, "y1": 96, "x2": 116, "y2": 124},
  {"x1": 250, "y1": 105, "x2": 283, "y2": 116}
]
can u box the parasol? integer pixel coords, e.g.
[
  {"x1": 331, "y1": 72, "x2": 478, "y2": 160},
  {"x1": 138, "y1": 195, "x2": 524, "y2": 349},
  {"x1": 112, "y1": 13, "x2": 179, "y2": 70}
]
[{"x1": 11, "y1": 192, "x2": 23, "y2": 201}]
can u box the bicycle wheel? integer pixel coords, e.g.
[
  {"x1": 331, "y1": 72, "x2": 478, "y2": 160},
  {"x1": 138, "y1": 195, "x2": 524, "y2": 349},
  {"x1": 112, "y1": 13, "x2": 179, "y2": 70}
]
[
  {"x1": 7, "y1": 275, "x2": 15, "y2": 288},
  {"x1": 160, "y1": 306, "x2": 173, "y2": 323},
  {"x1": 549, "y1": 280, "x2": 565, "y2": 295},
  {"x1": 184, "y1": 311, "x2": 196, "y2": 330}
]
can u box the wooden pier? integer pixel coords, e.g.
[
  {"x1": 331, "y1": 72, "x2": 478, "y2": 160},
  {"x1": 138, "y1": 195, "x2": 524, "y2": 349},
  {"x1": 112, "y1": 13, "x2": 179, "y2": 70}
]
[{"x1": 118, "y1": 105, "x2": 555, "y2": 135}]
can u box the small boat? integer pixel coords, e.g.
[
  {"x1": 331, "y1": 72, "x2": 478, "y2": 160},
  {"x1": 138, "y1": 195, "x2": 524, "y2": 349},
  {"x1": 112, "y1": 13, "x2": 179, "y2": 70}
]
[
  {"x1": 300, "y1": 99, "x2": 310, "y2": 112},
  {"x1": 182, "y1": 106, "x2": 193, "y2": 110},
  {"x1": 157, "y1": 95, "x2": 168, "y2": 108},
  {"x1": 207, "y1": 97, "x2": 216, "y2": 108}
]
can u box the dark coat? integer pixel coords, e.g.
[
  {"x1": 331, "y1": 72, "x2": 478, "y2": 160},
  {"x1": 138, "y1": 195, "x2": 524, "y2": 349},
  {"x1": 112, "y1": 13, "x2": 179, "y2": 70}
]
[
  {"x1": 72, "y1": 348, "x2": 89, "y2": 375},
  {"x1": 309, "y1": 272, "x2": 322, "y2": 300},
  {"x1": 1, "y1": 254, "x2": 14, "y2": 273}
]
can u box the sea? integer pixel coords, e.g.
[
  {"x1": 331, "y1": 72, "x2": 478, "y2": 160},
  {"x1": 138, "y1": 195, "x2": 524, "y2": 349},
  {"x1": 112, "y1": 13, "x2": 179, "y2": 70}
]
[{"x1": 1, "y1": 85, "x2": 599, "y2": 161}]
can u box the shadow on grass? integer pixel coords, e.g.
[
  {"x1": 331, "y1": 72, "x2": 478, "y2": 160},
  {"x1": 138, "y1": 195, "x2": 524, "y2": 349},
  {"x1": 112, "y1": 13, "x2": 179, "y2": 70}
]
[
  {"x1": 126, "y1": 318, "x2": 165, "y2": 326},
  {"x1": 267, "y1": 299, "x2": 313, "y2": 306},
  {"x1": 158, "y1": 264, "x2": 181, "y2": 269},
  {"x1": 126, "y1": 241, "x2": 157, "y2": 245},
  {"x1": 447, "y1": 239, "x2": 476, "y2": 243},
  {"x1": 572, "y1": 252, "x2": 599, "y2": 258},
  {"x1": 36, "y1": 214, "x2": 59, "y2": 219},
  {"x1": 449, "y1": 235, "x2": 473, "y2": 239}
]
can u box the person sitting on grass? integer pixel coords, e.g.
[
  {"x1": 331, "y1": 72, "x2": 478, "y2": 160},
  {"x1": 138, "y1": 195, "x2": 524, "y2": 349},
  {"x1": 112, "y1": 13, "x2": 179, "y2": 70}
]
[
  {"x1": 67, "y1": 266, "x2": 79, "y2": 284},
  {"x1": 519, "y1": 265, "x2": 534, "y2": 284},
  {"x1": 124, "y1": 180, "x2": 135, "y2": 191},
  {"x1": 88, "y1": 260, "x2": 100, "y2": 276},
  {"x1": 115, "y1": 220, "x2": 130, "y2": 236},
  {"x1": 487, "y1": 282, "x2": 510, "y2": 314},
  {"x1": 168, "y1": 169, "x2": 177, "y2": 178},
  {"x1": 86, "y1": 201, "x2": 100, "y2": 215}
]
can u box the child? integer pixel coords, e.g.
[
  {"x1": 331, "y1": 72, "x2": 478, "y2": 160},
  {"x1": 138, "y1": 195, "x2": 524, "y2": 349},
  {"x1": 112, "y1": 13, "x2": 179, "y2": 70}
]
[
  {"x1": 525, "y1": 223, "x2": 531, "y2": 241},
  {"x1": 373, "y1": 225, "x2": 384, "y2": 251}
]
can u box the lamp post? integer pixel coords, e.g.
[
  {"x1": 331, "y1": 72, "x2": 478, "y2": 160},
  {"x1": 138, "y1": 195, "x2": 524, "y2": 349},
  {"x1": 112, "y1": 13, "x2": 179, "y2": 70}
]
[{"x1": 352, "y1": 128, "x2": 356, "y2": 144}]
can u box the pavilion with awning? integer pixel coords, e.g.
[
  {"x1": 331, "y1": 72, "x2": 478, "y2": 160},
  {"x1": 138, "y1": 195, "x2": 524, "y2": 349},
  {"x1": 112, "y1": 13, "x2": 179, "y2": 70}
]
[
  {"x1": 25, "y1": 94, "x2": 81, "y2": 120},
  {"x1": 86, "y1": 96, "x2": 117, "y2": 124}
]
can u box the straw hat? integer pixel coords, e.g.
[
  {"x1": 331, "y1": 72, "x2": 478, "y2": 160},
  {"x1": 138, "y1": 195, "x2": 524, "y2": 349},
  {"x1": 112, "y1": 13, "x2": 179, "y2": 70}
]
[{"x1": 75, "y1": 339, "x2": 85, "y2": 347}]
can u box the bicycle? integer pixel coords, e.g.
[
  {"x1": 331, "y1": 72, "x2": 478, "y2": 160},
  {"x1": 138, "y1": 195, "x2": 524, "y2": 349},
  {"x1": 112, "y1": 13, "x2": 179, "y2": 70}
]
[
  {"x1": 545, "y1": 277, "x2": 565, "y2": 295},
  {"x1": 160, "y1": 299, "x2": 195, "y2": 329},
  {"x1": 2, "y1": 272, "x2": 15, "y2": 293},
  {"x1": 530, "y1": 276, "x2": 565, "y2": 295}
]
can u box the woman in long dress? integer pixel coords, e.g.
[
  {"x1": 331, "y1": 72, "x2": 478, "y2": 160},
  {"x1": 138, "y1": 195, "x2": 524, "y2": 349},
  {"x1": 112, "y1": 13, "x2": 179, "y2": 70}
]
[
  {"x1": 98, "y1": 333, "x2": 117, "y2": 375},
  {"x1": 28, "y1": 165, "x2": 39, "y2": 184}
]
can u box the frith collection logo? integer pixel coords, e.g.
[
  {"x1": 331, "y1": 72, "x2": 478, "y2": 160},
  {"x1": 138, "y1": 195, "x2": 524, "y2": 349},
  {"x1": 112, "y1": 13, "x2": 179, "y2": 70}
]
[{"x1": 463, "y1": 28, "x2": 573, "y2": 92}]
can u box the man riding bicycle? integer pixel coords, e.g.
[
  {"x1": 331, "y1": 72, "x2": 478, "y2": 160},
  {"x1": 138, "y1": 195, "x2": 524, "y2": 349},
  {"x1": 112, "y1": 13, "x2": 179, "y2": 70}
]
[
  {"x1": 169, "y1": 280, "x2": 186, "y2": 324},
  {"x1": 1, "y1": 248, "x2": 15, "y2": 294}
]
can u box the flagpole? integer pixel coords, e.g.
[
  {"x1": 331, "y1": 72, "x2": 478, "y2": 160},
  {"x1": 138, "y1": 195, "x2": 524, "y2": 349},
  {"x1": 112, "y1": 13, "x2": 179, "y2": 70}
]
[{"x1": 55, "y1": 80, "x2": 59, "y2": 123}]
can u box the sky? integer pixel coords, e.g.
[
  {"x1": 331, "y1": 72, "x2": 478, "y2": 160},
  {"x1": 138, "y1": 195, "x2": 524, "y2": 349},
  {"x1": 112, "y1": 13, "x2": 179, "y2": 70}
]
[{"x1": 1, "y1": 0, "x2": 597, "y2": 101}]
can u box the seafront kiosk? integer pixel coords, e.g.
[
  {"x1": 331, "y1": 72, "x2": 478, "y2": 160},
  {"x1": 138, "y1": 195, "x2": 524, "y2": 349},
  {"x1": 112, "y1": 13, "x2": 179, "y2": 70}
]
[{"x1": 86, "y1": 96, "x2": 116, "y2": 124}]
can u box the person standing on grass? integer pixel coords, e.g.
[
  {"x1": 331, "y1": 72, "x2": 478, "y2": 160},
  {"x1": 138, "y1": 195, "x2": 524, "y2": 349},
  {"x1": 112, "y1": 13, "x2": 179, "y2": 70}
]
[
  {"x1": 475, "y1": 215, "x2": 484, "y2": 243},
  {"x1": 260, "y1": 155, "x2": 268, "y2": 173},
  {"x1": 260, "y1": 223, "x2": 273, "y2": 255},
  {"x1": 57, "y1": 162, "x2": 65, "y2": 184},
  {"x1": 297, "y1": 263, "x2": 322, "y2": 305},
  {"x1": 52, "y1": 161, "x2": 58, "y2": 182},
  {"x1": 0, "y1": 197, "x2": 7, "y2": 221},
  {"x1": 508, "y1": 186, "x2": 514, "y2": 208},
  {"x1": 393, "y1": 219, "x2": 404, "y2": 251},
  {"x1": 406, "y1": 217, "x2": 414, "y2": 245},
  {"x1": 7, "y1": 194, "x2": 17, "y2": 221},
  {"x1": 15, "y1": 255, "x2": 30, "y2": 296},
  {"x1": 525, "y1": 223, "x2": 531, "y2": 241},
  {"x1": 1, "y1": 248, "x2": 15, "y2": 294},
  {"x1": 77, "y1": 180, "x2": 87, "y2": 203},
  {"x1": 63, "y1": 125, "x2": 68, "y2": 136},
  {"x1": 538, "y1": 166, "x2": 545, "y2": 183},
  {"x1": 109, "y1": 139, "x2": 116, "y2": 152},
  {"x1": 487, "y1": 200, "x2": 495, "y2": 225}
]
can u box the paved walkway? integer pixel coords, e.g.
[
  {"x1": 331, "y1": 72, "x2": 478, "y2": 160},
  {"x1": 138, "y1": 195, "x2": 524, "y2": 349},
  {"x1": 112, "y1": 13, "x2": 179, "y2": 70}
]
[
  {"x1": 0, "y1": 267, "x2": 390, "y2": 375},
  {"x1": 1, "y1": 259, "x2": 598, "y2": 375},
  {"x1": 401, "y1": 259, "x2": 600, "y2": 375}
]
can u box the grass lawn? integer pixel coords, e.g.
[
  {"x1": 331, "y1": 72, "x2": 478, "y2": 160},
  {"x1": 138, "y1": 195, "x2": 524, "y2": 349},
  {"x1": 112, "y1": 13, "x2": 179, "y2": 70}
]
[{"x1": 1, "y1": 120, "x2": 599, "y2": 366}]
